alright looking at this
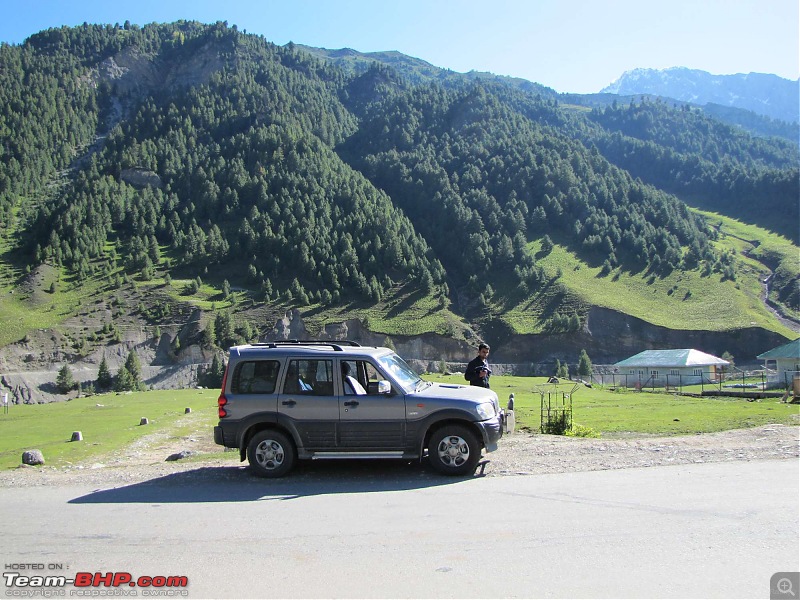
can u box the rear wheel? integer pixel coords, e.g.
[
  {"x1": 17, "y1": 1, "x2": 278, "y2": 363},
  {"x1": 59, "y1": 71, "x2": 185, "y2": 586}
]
[
  {"x1": 247, "y1": 430, "x2": 295, "y2": 478},
  {"x1": 428, "y1": 425, "x2": 481, "y2": 476}
]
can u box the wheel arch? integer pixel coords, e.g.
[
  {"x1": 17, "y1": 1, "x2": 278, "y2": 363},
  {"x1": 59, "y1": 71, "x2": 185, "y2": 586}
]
[
  {"x1": 239, "y1": 421, "x2": 297, "y2": 462},
  {"x1": 421, "y1": 418, "x2": 484, "y2": 455}
]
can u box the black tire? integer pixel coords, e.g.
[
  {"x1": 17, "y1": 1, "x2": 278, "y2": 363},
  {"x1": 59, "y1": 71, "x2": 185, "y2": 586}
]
[
  {"x1": 428, "y1": 425, "x2": 481, "y2": 476},
  {"x1": 247, "y1": 430, "x2": 295, "y2": 478}
]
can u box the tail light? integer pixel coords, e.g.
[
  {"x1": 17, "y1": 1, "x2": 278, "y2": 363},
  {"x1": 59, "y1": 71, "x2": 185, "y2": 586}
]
[{"x1": 217, "y1": 364, "x2": 229, "y2": 418}]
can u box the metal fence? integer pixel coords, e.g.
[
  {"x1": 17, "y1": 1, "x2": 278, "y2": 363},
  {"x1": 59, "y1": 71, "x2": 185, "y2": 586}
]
[{"x1": 588, "y1": 368, "x2": 797, "y2": 393}]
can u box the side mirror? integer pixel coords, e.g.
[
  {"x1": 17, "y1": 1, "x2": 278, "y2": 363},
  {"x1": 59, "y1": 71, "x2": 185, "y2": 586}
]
[{"x1": 378, "y1": 380, "x2": 392, "y2": 395}]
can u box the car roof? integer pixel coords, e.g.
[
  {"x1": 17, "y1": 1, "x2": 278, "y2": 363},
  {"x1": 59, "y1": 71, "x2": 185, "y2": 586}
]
[{"x1": 228, "y1": 341, "x2": 394, "y2": 360}]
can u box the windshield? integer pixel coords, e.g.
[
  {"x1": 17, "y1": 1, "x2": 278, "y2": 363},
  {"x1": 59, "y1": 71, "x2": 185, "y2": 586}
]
[{"x1": 377, "y1": 353, "x2": 423, "y2": 393}]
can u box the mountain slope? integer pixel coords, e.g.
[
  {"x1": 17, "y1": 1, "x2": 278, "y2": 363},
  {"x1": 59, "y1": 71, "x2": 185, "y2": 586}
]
[{"x1": 601, "y1": 67, "x2": 799, "y2": 124}]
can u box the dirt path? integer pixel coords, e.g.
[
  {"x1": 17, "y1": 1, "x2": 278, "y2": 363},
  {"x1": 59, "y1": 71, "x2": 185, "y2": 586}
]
[{"x1": 1, "y1": 424, "x2": 797, "y2": 488}]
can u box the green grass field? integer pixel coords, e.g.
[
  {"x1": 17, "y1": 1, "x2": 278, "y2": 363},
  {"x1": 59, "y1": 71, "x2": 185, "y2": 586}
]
[
  {"x1": 0, "y1": 389, "x2": 219, "y2": 470},
  {"x1": 506, "y1": 238, "x2": 796, "y2": 337},
  {"x1": 2, "y1": 378, "x2": 797, "y2": 470},
  {"x1": 428, "y1": 374, "x2": 800, "y2": 436}
]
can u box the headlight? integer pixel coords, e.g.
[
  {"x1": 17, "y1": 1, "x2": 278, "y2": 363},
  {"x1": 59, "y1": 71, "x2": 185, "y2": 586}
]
[{"x1": 476, "y1": 402, "x2": 496, "y2": 420}]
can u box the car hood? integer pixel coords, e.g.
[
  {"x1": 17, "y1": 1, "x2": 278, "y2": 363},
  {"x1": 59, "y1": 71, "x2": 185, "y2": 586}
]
[{"x1": 412, "y1": 382, "x2": 499, "y2": 405}]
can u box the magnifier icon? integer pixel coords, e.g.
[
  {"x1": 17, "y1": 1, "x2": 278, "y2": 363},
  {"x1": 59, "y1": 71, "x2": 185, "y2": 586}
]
[{"x1": 778, "y1": 578, "x2": 796, "y2": 597}]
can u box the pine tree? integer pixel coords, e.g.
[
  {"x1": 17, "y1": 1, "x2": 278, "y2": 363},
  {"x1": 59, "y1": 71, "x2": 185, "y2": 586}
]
[
  {"x1": 97, "y1": 355, "x2": 113, "y2": 390},
  {"x1": 114, "y1": 365, "x2": 134, "y2": 392},
  {"x1": 577, "y1": 349, "x2": 593, "y2": 378},
  {"x1": 56, "y1": 364, "x2": 75, "y2": 394},
  {"x1": 203, "y1": 354, "x2": 225, "y2": 388},
  {"x1": 203, "y1": 319, "x2": 217, "y2": 348},
  {"x1": 124, "y1": 351, "x2": 141, "y2": 388}
]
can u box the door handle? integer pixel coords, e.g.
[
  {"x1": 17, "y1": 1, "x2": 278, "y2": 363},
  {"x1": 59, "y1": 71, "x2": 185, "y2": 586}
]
[
  {"x1": 281, "y1": 400, "x2": 297, "y2": 406},
  {"x1": 343, "y1": 400, "x2": 359, "y2": 407}
]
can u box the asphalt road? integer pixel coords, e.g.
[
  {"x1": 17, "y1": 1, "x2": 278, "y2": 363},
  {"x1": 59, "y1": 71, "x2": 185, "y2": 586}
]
[{"x1": 3, "y1": 459, "x2": 798, "y2": 599}]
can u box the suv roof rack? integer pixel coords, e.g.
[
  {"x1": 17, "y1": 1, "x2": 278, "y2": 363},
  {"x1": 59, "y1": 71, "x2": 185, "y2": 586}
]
[{"x1": 252, "y1": 340, "x2": 362, "y2": 352}]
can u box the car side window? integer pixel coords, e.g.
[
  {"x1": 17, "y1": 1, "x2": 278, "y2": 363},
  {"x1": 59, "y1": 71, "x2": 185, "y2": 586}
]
[
  {"x1": 341, "y1": 360, "x2": 367, "y2": 395},
  {"x1": 341, "y1": 360, "x2": 387, "y2": 395},
  {"x1": 284, "y1": 359, "x2": 334, "y2": 396},
  {"x1": 232, "y1": 360, "x2": 280, "y2": 394},
  {"x1": 364, "y1": 362, "x2": 384, "y2": 391}
]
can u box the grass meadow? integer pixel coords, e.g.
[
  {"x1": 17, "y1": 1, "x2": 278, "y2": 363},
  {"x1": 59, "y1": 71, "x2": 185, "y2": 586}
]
[
  {"x1": 0, "y1": 389, "x2": 219, "y2": 470},
  {"x1": 426, "y1": 374, "x2": 799, "y2": 436}
]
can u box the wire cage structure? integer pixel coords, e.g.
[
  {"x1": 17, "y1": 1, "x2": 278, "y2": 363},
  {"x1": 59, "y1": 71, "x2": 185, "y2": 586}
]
[{"x1": 538, "y1": 382, "x2": 579, "y2": 434}]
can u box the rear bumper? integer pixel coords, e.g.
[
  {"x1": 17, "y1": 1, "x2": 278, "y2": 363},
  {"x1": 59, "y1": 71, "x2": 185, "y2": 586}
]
[
  {"x1": 214, "y1": 424, "x2": 239, "y2": 448},
  {"x1": 476, "y1": 410, "x2": 504, "y2": 452}
]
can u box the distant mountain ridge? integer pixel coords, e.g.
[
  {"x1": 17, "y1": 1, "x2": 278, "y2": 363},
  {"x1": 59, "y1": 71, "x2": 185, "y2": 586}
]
[
  {"x1": 295, "y1": 44, "x2": 557, "y2": 96},
  {"x1": 298, "y1": 46, "x2": 798, "y2": 142},
  {"x1": 601, "y1": 67, "x2": 799, "y2": 124}
]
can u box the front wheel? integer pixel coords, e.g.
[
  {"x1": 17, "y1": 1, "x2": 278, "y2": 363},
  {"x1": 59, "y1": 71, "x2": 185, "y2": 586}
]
[
  {"x1": 428, "y1": 425, "x2": 481, "y2": 476},
  {"x1": 247, "y1": 430, "x2": 295, "y2": 478}
]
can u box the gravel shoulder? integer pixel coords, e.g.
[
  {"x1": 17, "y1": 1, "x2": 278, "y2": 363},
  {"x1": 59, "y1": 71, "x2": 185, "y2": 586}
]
[{"x1": 1, "y1": 424, "x2": 797, "y2": 488}]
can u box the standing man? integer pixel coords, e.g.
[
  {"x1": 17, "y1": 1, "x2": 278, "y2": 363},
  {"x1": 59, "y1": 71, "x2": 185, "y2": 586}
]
[{"x1": 465, "y1": 343, "x2": 492, "y2": 388}]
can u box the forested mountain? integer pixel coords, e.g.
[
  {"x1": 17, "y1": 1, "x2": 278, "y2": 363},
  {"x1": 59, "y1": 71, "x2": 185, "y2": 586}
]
[
  {"x1": 0, "y1": 21, "x2": 797, "y2": 358},
  {"x1": 300, "y1": 46, "x2": 800, "y2": 145}
]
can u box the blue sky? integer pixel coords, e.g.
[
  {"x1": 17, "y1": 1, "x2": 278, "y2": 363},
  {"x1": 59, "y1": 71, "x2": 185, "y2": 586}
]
[{"x1": 2, "y1": 0, "x2": 797, "y2": 93}]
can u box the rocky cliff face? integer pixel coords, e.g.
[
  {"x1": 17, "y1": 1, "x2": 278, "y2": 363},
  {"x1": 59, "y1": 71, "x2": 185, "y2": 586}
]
[
  {"x1": 490, "y1": 306, "x2": 790, "y2": 369},
  {"x1": 1, "y1": 306, "x2": 791, "y2": 404},
  {"x1": 269, "y1": 309, "x2": 475, "y2": 362}
]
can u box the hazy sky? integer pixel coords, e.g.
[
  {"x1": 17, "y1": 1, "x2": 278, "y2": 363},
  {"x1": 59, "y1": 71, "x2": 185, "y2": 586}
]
[{"x1": 2, "y1": 0, "x2": 798, "y2": 93}]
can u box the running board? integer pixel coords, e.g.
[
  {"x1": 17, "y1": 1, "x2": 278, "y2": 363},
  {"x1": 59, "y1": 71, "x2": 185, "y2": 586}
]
[{"x1": 311, "y1": 451, "x2": 409, "y2": 460}]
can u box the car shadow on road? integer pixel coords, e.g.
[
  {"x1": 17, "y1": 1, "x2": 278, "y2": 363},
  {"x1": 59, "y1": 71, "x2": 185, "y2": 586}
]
[{"x1": 67, "y1": 459, "x2": 492, "y2": 504}]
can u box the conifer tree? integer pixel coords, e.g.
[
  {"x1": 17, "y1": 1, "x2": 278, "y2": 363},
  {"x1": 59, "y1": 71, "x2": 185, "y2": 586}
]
[
  {"x1": 97, "y1": 355, "x2": 113, "y2": 390},
  {"x1": 124, "y1": 351, "x2": 142, "y2": 389},
  {"x1": 57, "y1": 364, "x2": 75, "y2": 394},
  {"x1": 577, "y1": 349, "x2": 593, "y2": 378}
]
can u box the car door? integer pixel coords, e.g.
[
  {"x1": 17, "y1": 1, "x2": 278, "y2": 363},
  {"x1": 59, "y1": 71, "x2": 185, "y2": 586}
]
[
  {"x1": 337, "y1": 359, "x2": 406, "y2": 449},
  {"x1": 278, "y1": 358, "x2": 338, "y2": 449}
]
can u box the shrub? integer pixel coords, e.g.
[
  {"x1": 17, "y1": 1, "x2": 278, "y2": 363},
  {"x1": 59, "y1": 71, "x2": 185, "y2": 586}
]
[
  {"x1": 566, "y1": 424, "x2": 601, "y2": 438},
  {"x1": 541, "y1": 411, "x2": 571, "y2": 435}
]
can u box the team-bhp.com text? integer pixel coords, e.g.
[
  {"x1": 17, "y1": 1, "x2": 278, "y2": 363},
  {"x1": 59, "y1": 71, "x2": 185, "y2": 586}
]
[{"x1": 4, "y1": 572, "x2": 188, "y2": 597}]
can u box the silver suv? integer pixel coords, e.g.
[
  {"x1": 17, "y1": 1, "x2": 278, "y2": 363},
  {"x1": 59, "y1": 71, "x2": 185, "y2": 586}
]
[{"x1": 213, "y1": 341, "x2": 504, "y2": 477}]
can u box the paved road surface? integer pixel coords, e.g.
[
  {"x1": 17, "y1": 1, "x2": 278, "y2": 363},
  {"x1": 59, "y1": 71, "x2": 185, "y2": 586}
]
[{"x1": 3, "y1": 459, "x2": 798, "y2": 598}]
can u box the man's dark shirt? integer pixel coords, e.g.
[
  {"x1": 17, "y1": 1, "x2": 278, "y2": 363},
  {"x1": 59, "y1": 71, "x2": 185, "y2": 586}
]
[{"x1": 465, "y1": 356, "x2": 490, "y2": 388}]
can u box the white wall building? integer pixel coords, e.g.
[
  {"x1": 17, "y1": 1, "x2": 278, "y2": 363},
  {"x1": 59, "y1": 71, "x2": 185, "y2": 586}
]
[
  {"x1": 757, "y1": 338, "x2": 800, "y2": 386},
  {"x1": 614, "y1": 349, "x2": 729, "y2": 387}
]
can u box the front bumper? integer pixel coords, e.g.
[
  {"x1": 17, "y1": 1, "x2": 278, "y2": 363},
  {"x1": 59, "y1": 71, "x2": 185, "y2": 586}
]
[{"x1": 476, "y1": 409, "x2": 504, "y2": 452}]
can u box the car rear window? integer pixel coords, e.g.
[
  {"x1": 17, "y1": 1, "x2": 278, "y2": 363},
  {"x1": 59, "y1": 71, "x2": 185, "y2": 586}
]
[{"x1": 232, "y1": 360, "x2": 281, "y2": 394}]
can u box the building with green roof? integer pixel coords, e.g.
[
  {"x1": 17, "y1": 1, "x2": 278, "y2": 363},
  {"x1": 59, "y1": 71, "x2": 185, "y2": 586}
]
[
  {"x1": 756, "y1": 339, "x2": 800, "y2": 386},
  {"x1": 614, "y1": 349, "x2": 729, "y2": 387}
]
